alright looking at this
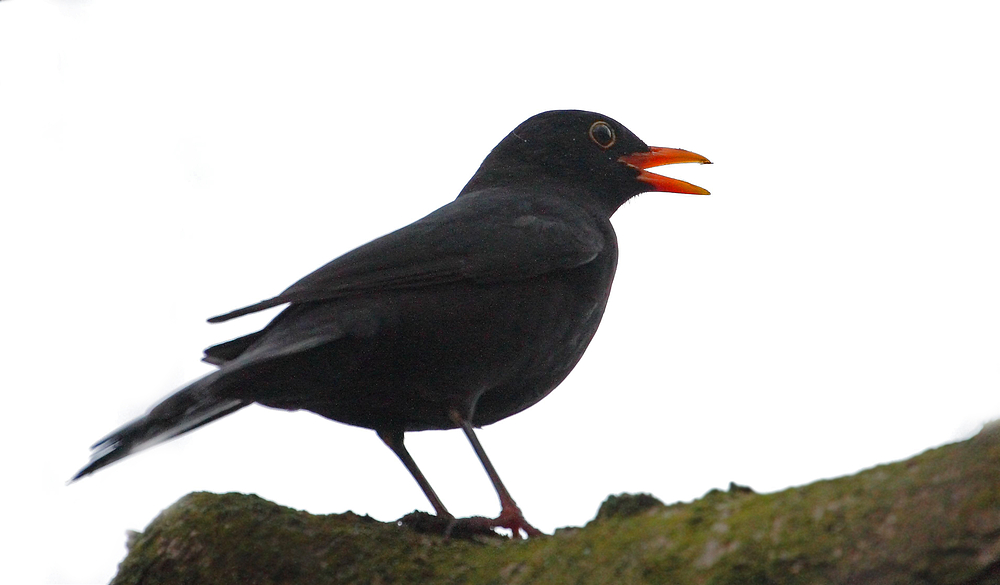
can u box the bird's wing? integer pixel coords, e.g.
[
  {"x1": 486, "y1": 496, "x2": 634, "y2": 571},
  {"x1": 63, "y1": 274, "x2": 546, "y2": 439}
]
[{"x1": 208, "y1": 189, "x2": 607, "y2": 323}]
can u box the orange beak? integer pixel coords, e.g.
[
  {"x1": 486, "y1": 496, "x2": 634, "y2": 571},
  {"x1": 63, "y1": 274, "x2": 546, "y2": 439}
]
[{"x1": 618, "y1": 146, "x2": 711, "y2": 195}]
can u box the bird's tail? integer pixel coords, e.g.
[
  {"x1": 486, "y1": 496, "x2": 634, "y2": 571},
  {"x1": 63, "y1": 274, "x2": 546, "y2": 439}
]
[{"x1": 70, "y1": 373, "x2": 248, "y2": 482}]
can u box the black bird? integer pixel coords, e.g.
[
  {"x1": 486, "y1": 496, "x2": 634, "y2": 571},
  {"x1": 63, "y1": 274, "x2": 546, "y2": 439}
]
[{"x1": 72, "y1": 110, "x2": 710, "y2": 537}]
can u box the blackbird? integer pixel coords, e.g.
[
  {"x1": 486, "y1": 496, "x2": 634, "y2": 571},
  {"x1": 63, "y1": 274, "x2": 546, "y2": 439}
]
[{"x1": 72, "y1": 110, "x2": 710, "y2": 538}]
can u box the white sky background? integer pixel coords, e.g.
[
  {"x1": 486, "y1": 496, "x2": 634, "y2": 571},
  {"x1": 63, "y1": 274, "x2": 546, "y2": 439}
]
[{"x1": 2, "y1": 0, "x2": 999, "y2": 582}]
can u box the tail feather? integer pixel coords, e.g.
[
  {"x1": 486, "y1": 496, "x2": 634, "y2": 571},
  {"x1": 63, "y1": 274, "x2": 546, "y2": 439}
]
[
  {"x1": 202, "y1": 330, "x2": 267, "y2": 366},
  {"x1": 71, "y1": 375, "x2": 248, "y2": 482}
]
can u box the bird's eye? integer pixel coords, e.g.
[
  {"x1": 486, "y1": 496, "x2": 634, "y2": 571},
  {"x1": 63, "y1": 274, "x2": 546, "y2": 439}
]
[{"x1": 588, "y1": 121, "x2": 616, "y2": 149}]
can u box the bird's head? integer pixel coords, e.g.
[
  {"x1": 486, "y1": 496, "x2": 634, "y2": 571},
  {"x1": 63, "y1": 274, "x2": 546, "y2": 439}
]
[{"x1": 459, "y1": 110, "x2": 710, "y2": 213}]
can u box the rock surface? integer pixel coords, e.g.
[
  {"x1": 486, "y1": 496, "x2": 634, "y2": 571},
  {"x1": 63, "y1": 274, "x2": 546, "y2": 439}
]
[{"x1": 110, "y1": 423, "x2": 1000, "y2": 584}]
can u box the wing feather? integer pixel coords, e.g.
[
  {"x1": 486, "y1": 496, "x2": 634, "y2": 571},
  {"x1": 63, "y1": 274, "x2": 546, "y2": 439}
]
[{"x1": 208, "y1": 189, "x2": 606, "y2": 323}]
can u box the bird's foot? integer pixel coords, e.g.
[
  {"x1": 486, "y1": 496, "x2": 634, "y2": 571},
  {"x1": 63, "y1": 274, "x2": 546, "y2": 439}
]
[
  {"x1": 398, "y1": 511, "x2": 501, "y2": 540},
  {"x1": 490, "y1": 503, "x2": 543, "y2": 539},
  {"x1": 397, "y1": 509, "x2": 544, "y2": 540}
]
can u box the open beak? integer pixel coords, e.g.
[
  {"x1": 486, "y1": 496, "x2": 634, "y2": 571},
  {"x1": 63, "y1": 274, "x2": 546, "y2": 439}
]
[{"x1": 618, "y1": 146, "x2": 712, "y2": 195}]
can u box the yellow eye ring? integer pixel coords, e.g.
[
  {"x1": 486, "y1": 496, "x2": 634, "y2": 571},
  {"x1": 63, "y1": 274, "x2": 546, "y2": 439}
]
[{"x1": 588, "y1": 121, "x2": 616, "y2": 149}]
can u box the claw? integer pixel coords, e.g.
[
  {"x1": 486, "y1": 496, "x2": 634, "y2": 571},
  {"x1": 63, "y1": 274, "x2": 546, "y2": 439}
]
[
  {"x1": 492, "y1": 503, "x2": 543, "y2": 539},
  {"x1": 398, "y1": 509, "x2": 544, "y2": 540}
]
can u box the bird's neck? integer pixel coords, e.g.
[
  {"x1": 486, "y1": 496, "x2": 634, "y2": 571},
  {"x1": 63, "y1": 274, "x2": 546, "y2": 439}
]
[{"x1": 459, "y1": 170, "x2": 637, "y2": 217}]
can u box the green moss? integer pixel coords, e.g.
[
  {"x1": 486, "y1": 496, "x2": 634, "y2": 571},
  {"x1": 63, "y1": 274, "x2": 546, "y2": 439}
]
[
  {"x1": 110, "y1": 423, "x2": 1000, "y2": 585},
  {"x1": 593, "y1": 493, "x2": 665, "y2": 521}
]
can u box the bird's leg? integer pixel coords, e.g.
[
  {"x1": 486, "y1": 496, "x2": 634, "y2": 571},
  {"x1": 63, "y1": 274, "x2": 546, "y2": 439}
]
[
  {"x1": 377, "y1": 429, "x2": 453, "y2": 519},
  {"x1": 449, "y1": 410, "x2": 544, "y2": 539}
]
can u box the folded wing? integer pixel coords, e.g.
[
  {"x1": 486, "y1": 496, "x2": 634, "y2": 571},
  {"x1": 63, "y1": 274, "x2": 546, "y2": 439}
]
[{"x1": 208, "y1": 189, "x2": 607, "y2": 323}]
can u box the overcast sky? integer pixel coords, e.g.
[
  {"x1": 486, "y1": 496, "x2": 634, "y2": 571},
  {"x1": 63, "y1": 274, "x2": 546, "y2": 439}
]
[{"x1": 3, "y1": 1, "x2": 999, "y2": 583}]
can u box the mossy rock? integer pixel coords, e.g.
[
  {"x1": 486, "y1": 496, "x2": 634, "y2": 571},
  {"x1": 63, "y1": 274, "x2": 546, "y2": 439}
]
[
  {"x1": 111, "y1": 423, "x2": 1000, "y2": 584},
  {"x1": 593, "y1": 492, "x2": 665, "y2": 521}
]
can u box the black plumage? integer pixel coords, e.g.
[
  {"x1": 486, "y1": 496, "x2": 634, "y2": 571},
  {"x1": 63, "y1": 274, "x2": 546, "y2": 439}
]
[{"x1": 73, "y1": 110, "x2": 710, "y2": 537}]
